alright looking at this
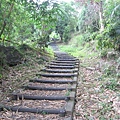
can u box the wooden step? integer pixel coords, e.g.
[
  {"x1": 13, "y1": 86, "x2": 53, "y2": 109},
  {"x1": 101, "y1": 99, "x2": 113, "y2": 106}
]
[
  {"x1": 22, "y1": 85, "x2": 76, "y2": 91},
  {"x1": 29, "y1": 79, "x2": 77, "y2": 84},
  {"x1": 38, "y1": 73, "x2": 78, "y2": 77},
  {"x1": 52, "y1": 60, "x2": 79, "y2": 64},
  {"x1": 12, "y1": 93, "x2": 70, "y2": 101},
  {"x1": 56, "y1": 59, "x2": 78, "y2": 61},
  {"x1": 41, "y1": 69, "x2": 78, "y2": 73},
  {"x1": 23, "y1": 85, "x2": 76, "y2": 91},
  {"x1": 0, "y1": 105, "x2": 66, "y2": 115},
  {"x1": 50, "y1": 63, "x2": 76, "y2": 66},
  {"x1": 46, "y1": 65, "x2": 75, "y2": 69}
]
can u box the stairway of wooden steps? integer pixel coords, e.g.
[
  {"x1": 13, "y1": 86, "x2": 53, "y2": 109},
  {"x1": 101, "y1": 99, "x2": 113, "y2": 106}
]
[{"x1": 0, "y1": 44, "x2": 79, "y2": 120}]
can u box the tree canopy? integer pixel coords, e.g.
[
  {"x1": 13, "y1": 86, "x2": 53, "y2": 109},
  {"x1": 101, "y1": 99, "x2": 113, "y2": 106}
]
[
  {"x1": 0, "y1": 0, "x2": 120, "y2": 50},
  {"x1": 74, "y1": 0, "x2": 120, "y2": 50},
  {"x1": 0, "y1": 0, "x2": 78, "y2": 47}
]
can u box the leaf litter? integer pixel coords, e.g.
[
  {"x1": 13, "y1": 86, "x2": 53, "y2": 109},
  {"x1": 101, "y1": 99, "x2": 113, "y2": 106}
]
[
  {"x1": 73, "y1": 57, "x2": 120, "y2": 120},
  {"x1": 0, "y1": 49, "x2": 75, "y2": 120}
]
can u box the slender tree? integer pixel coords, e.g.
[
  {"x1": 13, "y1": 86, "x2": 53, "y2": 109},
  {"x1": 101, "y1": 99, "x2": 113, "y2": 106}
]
[{"x1": 74, "y1": 0, "x2": 104, "y2": 32}]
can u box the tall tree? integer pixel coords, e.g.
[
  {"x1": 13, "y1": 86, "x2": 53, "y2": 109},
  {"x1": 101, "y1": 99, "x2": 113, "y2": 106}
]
[
  {"x1": 0, "y1": 0, "x2": 63, "y2": 47},
  {"x1": 74, "y1": 0, "x2": 104, "y2": 32},
  {"x1": 56, "y1": 2, "x2": 77, "y2": 42}
]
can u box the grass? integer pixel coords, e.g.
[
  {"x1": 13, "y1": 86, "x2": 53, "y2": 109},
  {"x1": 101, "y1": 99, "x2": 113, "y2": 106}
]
[{"x1": 59, "y1": 34, "x2": 98, "y2": 59}]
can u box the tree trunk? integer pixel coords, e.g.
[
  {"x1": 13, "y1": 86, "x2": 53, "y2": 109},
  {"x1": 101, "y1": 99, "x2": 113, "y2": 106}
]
[{"x1": 99, "y1": 1, "x2": 104, "y2": 32}]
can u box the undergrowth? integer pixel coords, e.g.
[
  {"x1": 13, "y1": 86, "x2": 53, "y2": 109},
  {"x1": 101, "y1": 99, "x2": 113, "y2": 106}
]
[
  {"x1": 59, "y1": 33, "x2": 120, "y2": 119},
  {"x1": 59, "y1": 34, "x2": 98, "y2": 59}
]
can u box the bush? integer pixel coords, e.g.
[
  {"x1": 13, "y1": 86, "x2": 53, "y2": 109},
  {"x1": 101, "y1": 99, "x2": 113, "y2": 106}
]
[
  {"x1": 103, "y1": 65, "x2": 116, "y2": 77},
  {"x1": 96, "y1": 31, "x2": 113, "y2": 49},
  {"x1": 90, "y1": 32, "x2": 99, "y2": 40},
  {"x1": 63, "y1": 26, "x2": 71, "y2": 43},
  {"x1": 96, "y1": 22, "x2": 120, "y2": 50},
  {"x1": 82, "y1": 32, "x2": 91, "y2": 42},
  {"x1": 100, "y1": 49, "x2": 108, "y2": 58}
]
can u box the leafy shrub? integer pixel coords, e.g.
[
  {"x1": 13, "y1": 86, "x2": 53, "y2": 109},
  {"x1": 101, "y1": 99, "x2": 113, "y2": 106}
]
[
  {"x1": 63, "y1": 26, "x2": 71, "y2": 43},
  {"x1": 82, "y1": 32, "x2": 91, "y2": 42},
  {"x1": 96, "y1": 22, "x2": 120, "y2": 50},
  {"x1": 96, "y1": 31, "x2": 113, "y2": 49},
  {"x1": 75, "y1": 35, "x2": 85, "y2": 47},
  {"x1": 90, "y1": 32, "x2": 99, "y2": 40},
  {"x1": 100, "y1": 49, "x2": 108, "y2": 58}
]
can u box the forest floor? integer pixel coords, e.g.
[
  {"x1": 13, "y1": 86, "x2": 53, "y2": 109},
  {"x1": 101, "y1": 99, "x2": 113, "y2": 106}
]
[
  {"x1": 59, "y1": 40, "x2": 120, "y2": 120},
  {"x1": 73, "y1": 56, "x2": 120, "y2": 120},
  {"x1": 0, "y1": 46, "x2": 53, "y2": 103},
  {"x1": 0, "y1": 43, "x2": 120, "y2": 120}
]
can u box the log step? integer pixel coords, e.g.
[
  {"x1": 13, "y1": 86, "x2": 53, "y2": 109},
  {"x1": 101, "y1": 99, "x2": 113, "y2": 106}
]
[
  {"x1": 29, "y1": 79, "x2": 77, "y2": 84},
  {"x1": 23, "y1": 85, "x2": 76, "y2": 91},
  {"x1": 55, "y1": 54, "x2": 73, "y2": 56},
  {"x1": 12, "y1": 94, "x2": 70, "y2": 101},
  {"x1": 50, "y1": 63, "x2": 76, "y2": 66},
  {"x1": 56, "y1": 57, "x2": 75, "y2": 59},
  {"x1": 41, "y1": 69, "x2": 78, "y2": 73},
  {"x1": 46, "y1": 65, "x2": 75, "y2": 69},
  {"x1": 38, "y1": 73, "x2": 78, "y2": 77},
  {"x1": 0, "y1": 105, "x2": 66, "y2": 115},
  {"x1": 56, "y1": 59, "x2": 79, "y2": 61},
  {"x1": 52, "y1": 60, "x2": 79, "y2": 64}
]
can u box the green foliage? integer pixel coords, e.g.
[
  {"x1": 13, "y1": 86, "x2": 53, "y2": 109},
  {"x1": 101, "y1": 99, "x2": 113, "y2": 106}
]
[
  {"x1": 103, "y1": 65, "x2": 116, "y2": 77},
  {"x1": 0, "y1": 52, "x2": 6, "y2": 79},
  {"x1": 95, "y1": 0, "x2": 120, "y2": 50},
  {"x1": 96, "y1": 34, "x2": 113, "y2": 50},
  {"x1": 105, "y1": 79, "x2": 118, "y2": 91},
  {"x1": 65, "y1": 90, "x2": 70, "y2": 96},
  {"x1": 73, "y1": 32, "x2": 92, "y2": 48},
  {"x1": 77, "y1": 2, "x2": 99, "y2": 33},
  {"x1": 100, "y1": 49, "x2": 108, "y2": 58},
  {"x1": 63, "y1": 26, "x2": 71, "y2": 43},
  {"x1": 82, "y1": 32, "x2": 92, "y2": 42},
  {"x1": 96, "y1": 21, "x2": 120, "y2": 50},
  {"x1": 89, "y1": 32, "x2": 99, "y2": 40},
  {"x1": 0, "y1": 0, "x2": 64, "y2": 48},
  {"x1": 71, "y1": 32, "x2": 92, "y2": 47},
  {"x1": 60, "y1": 33, "x2": 98, "y2": 58},
  {"x1": 50, "y1": 31, "x2": 60, "y2": 40},
  {"x1": 55, "y1": 2, "x2": 77, "y2": 42},
  {"x1": 75, "y1": 0, "x2": 120, "y2": 51},
  {"x1": 44, "y1": 46, "x2": 54, "y2": 58}
]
